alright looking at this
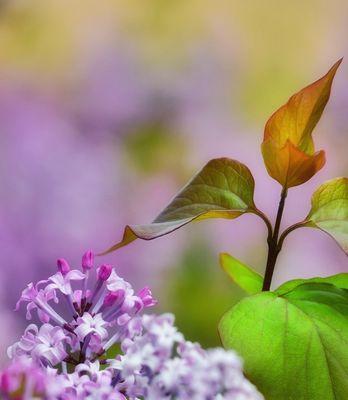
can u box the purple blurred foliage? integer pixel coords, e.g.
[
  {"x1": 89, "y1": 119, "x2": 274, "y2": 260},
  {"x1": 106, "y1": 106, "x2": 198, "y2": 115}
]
[
  {"x1": 0, "y1": 62, "x2": 184, "y2": 359},
  {"x1": 65, "y1": 43, "x2": 155, "y2": 139}
]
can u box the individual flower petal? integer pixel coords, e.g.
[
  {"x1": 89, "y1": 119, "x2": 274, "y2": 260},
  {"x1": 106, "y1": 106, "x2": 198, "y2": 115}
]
[{"x1": 47, "y1": 269, "x2": 85, "y2": 295}]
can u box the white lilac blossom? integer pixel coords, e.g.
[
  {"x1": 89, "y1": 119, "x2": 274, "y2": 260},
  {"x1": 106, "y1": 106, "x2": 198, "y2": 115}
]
[
  {"x1": 112, "y1": 314, "x2": 263, "y2": 400},
  {"x1": 5, "y1": 252, "x2": 264, "y2": 399}
]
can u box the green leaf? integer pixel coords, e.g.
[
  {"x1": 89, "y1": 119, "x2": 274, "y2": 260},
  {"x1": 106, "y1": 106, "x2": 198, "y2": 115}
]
[
  {"x1": 305, "y1": 177, "x2": 348, "y2": 254},
  {"x1": 276, "y1": 273, "x2": 348, "y2": 295},
  {"x1": 219, "y1": 281, "x2": 348, "y2": 400},
  {"x1": 101, "y1": 158, "x2": 257, "y2": 254},
  {"x1": 219, "y1": 252, "x2": 263, "y2": 294}
]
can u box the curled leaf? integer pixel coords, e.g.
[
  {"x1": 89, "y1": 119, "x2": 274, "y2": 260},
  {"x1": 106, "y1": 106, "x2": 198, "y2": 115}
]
[
  {"x1": 219, "y1": 253, "x2": 263, "y2": 295},
  {"x1": 275, "y1": 273, "x2": 348, "y2": 295},
  {"x1": 305, "y1": 177, "x2": 348, "y2": 254},
  {"x1": 262, "y1": 59, "x2": 342, "y2": 188},
  {"x1": 101, "y1": 158, "x2": 257, "y2": 254}
]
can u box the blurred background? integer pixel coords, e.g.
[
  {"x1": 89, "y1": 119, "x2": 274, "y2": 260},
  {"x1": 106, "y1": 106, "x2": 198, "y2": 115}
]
[{"x1": 0, "y1": 0, "x2": 347, "y2": 362}]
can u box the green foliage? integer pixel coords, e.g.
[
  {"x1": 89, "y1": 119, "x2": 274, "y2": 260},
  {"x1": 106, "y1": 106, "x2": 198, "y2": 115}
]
[
  {"x1": 102, "y1": 158, "x2": 258, "y2": 254},
  {"x1": 219, "y1": 279, "x2": 348, "y2": 400},
  {"x1": 103, "y1": 61, "x2": 347, "y2": 261},
  {"x1": 219, "y1": 252, "x2": 263, "y2": 294},
  {"x1": 275, "y1": 273, "x2": 348, "y2": 295},
  {"x1": 305, "y1": 177, "x2": 348, "y2": 254},
  {"x1": 102, "y1": 61, "x2": 348, "y2": 399}
]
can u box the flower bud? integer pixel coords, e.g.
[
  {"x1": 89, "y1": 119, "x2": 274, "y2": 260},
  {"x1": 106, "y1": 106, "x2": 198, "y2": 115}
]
[
  {"x1": 97, "y1": 264, "x2": 112, "y2": 281},
  {"x1": 82, "y1": 250, "x2": 94, "y2": 272},
  {"x1": 103, "y1": 290, "x2": 125, "y2": 307},
  {"x1": 138, "y1": 287, "x2": 157, "y2": 308},
  {"x1": 57, "y1": 258, "x2": 70, "y2": 275}
]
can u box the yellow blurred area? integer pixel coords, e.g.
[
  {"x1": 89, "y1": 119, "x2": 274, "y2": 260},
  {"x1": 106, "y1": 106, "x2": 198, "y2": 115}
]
[{"x1": 1, "y1": 0, "x2": 347, "y2": 120}]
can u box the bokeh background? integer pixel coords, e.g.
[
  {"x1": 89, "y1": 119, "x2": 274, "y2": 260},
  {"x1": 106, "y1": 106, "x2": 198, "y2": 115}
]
[{"x1": 0, "y1": 0, "x2": 347, "y2": 363}]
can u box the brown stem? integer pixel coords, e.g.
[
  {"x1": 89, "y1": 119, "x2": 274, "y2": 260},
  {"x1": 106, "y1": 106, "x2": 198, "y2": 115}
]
[
  {"x1": 64, "y1": 355, "x2": 79, "y2": 366},
  {"x1": 253, "y1": 208, "x2": 273, "y2": 239},
  {"x1": 262, "y1": 187, "x2": 288, "y2": 291}
]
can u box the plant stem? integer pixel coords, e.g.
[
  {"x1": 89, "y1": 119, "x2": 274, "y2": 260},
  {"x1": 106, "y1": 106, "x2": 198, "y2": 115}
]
[
  {"x1": 253, "y1": 208, "x2": 273, "y2": 239},
  {"x1": 262, "y1": 187, "x2": 288, "y2": 291}
]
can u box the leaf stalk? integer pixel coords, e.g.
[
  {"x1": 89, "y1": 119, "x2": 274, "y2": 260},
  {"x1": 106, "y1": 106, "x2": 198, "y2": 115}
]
[{"x1": 253, "y1": 208, "x2": 273, "y2": 239}]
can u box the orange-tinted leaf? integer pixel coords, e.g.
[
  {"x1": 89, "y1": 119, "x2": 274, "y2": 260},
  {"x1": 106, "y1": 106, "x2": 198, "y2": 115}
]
[
  {"x1": 101, "y1": 158, "x2": 257, "y2": 254},
  {"x1": 262, "y1": 140, "x2": 326, "y2": 187},
  {"x1": 262, "y1": 59, "x2": 342, "y2": 188}
]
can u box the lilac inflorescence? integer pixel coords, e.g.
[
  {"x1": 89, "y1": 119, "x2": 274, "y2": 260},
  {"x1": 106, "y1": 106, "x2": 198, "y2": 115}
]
[
  {"x1": 3, "y1": 252, "x2": 264, "y2": 400},
  {"x1": 9, "y1": 251, "x2": 156, "y2": 367},
  {"x1": 112, "y1": 313, "x2": 264, "y2": 400}
]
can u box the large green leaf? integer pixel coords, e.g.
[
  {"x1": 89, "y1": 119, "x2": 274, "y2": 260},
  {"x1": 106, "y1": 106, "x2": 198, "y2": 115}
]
[
  {"x1": 219, "y1": 281, "x2": 348, "y2": 400},
  {"x1": 102, "y1": 158, "x2": 257, "y2": 254},
  {"x1": 219, "y1": 252, "x2": 263, "y2": 294},
  {"x1": 305, "y1": 177, "x2": 348, "y2": 254}
]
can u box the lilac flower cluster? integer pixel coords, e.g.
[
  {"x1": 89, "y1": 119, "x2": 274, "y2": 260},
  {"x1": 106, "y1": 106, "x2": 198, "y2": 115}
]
[
  {"x1": 8, "y1": 250, "x2": 155, "y2": 368},
  {"x1": 112, "y1": 314, "x2": 263, "y2": 400},
  {"x1": 2, "y1": 252, "x2": 263, "y2": 399}
]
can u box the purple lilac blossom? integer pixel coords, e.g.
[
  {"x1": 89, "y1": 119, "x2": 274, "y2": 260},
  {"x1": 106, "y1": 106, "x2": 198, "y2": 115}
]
[
  {"x1": 8, "y1": 251, "x2": 156, "y2": 366},
  {"x1": 0, "y1": 357, "x2": 63, "y2": 399},
  {"x1": 0, "y1": 356, "x2": 127, "y2": 399},
  {"x1": 5, "y1": 252, "x2": 264, "y2": 400}
]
